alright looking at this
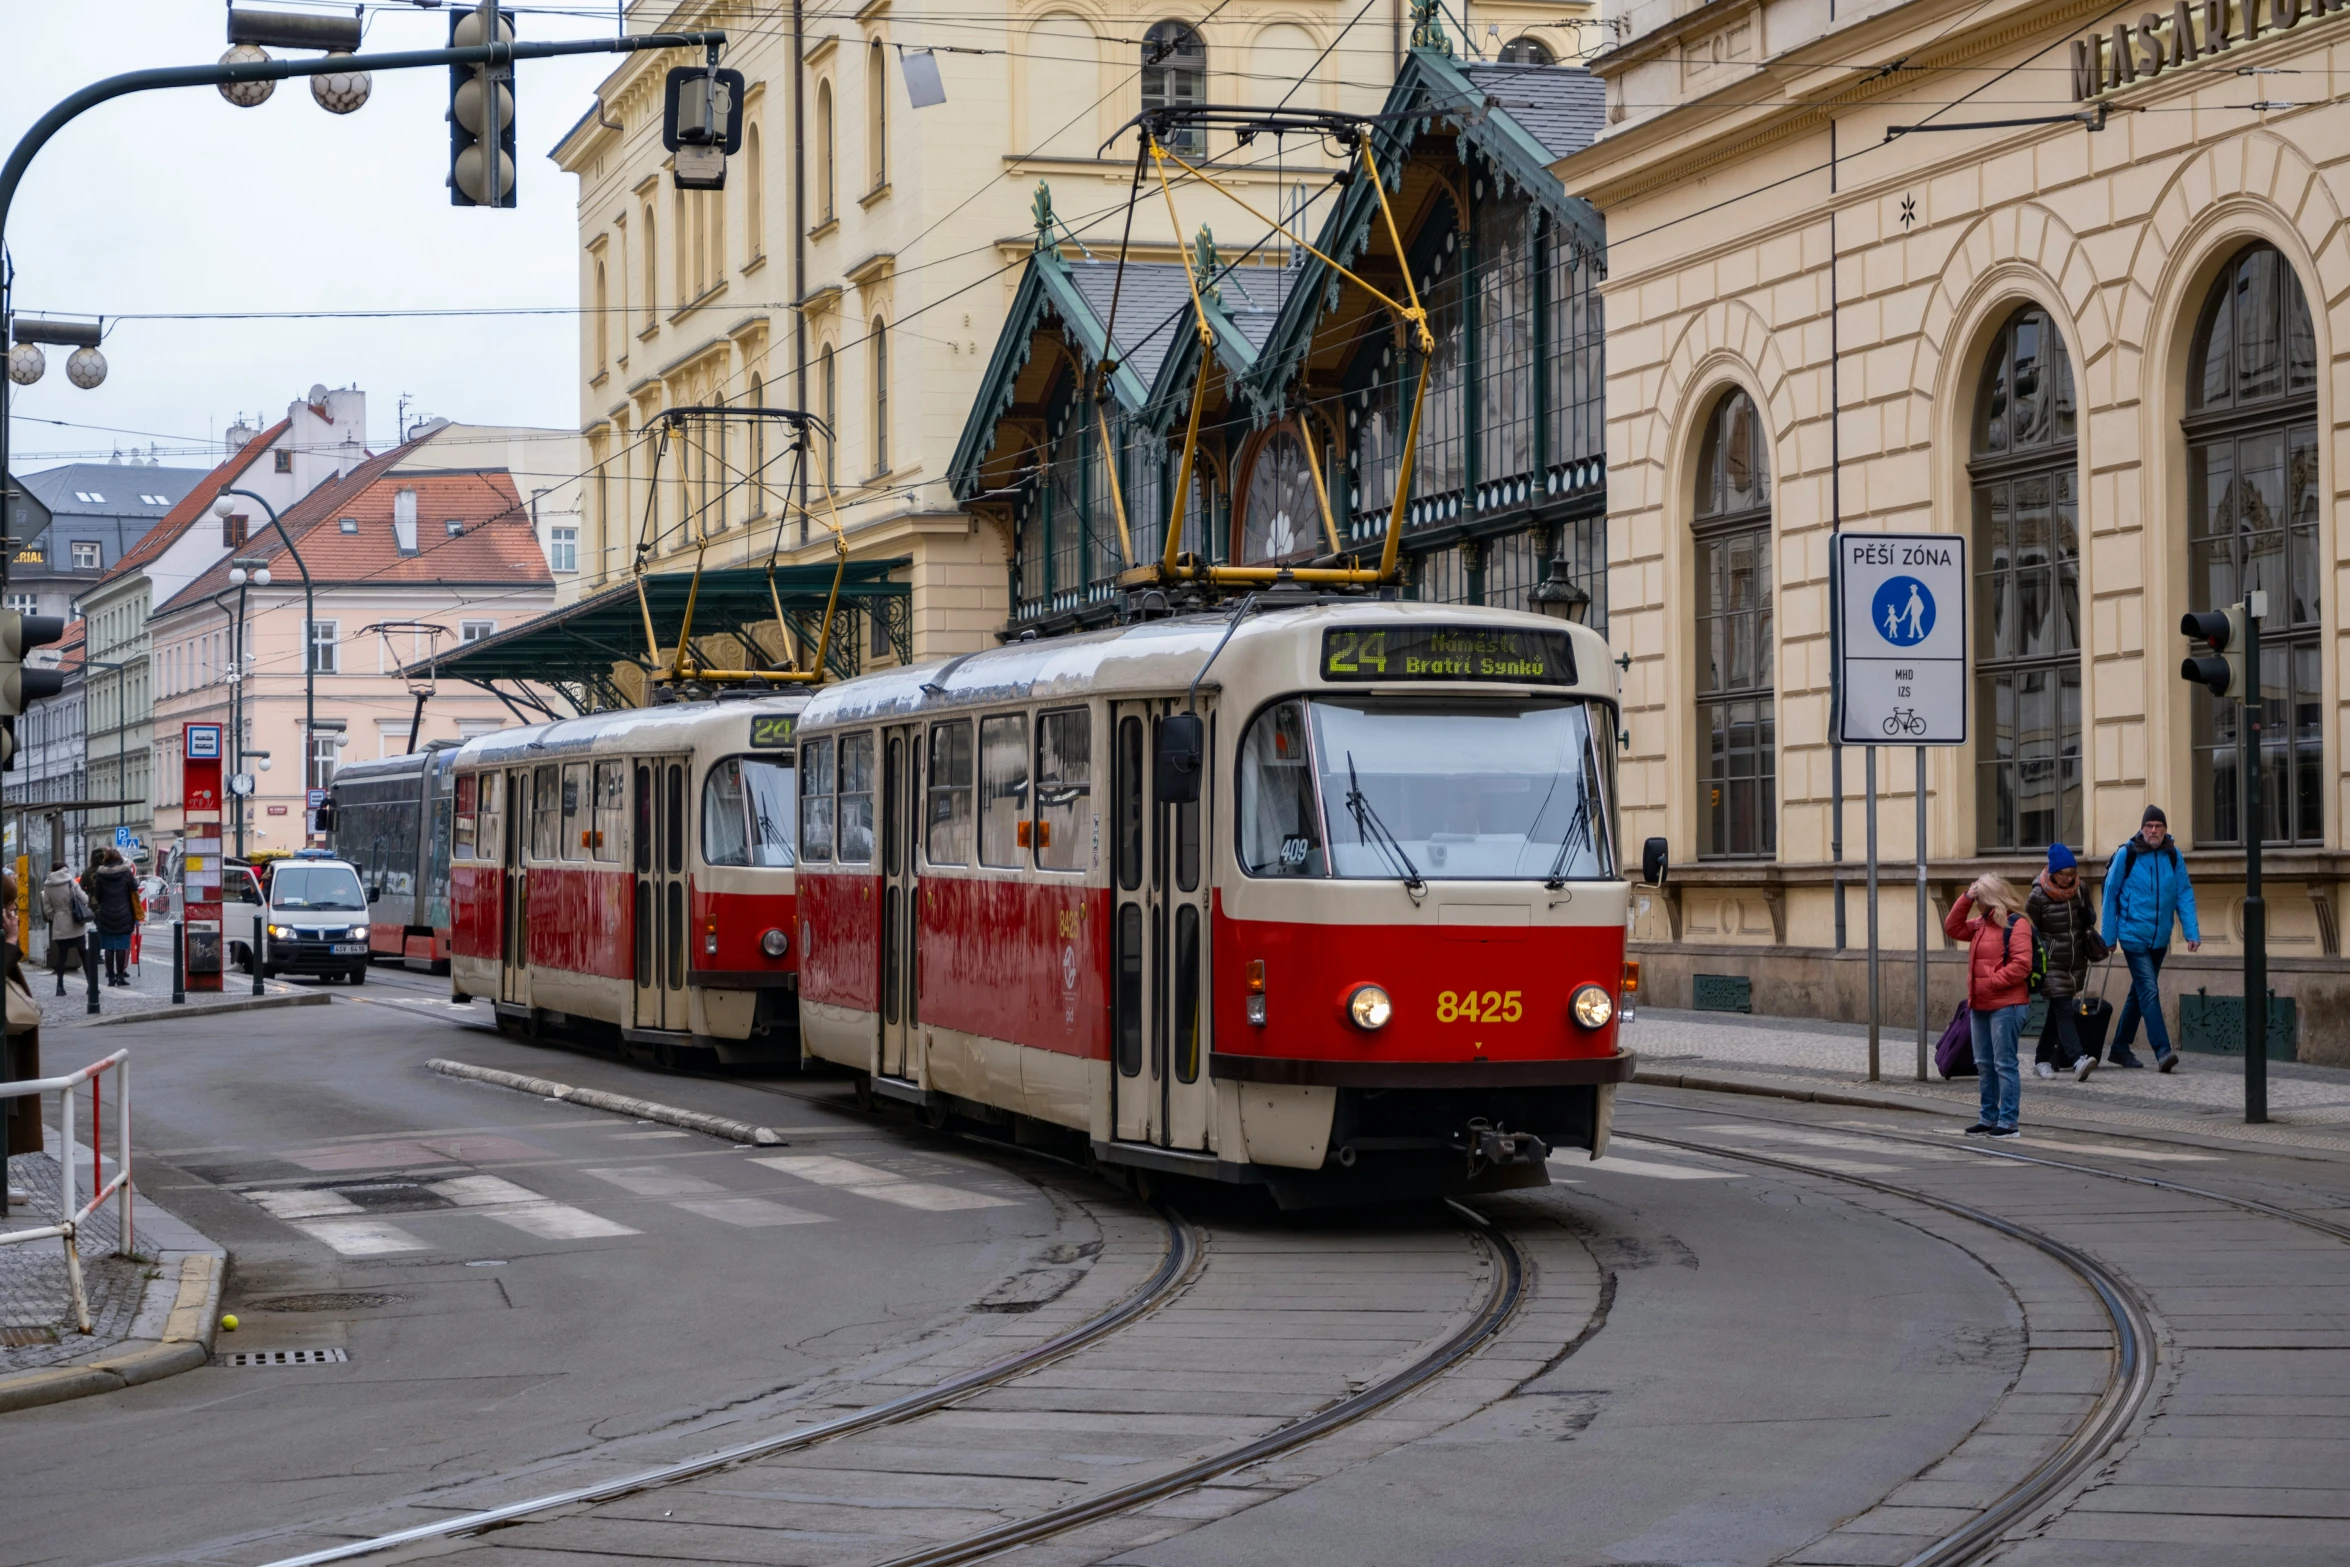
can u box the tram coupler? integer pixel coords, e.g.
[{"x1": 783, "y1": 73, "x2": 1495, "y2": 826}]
[{"x1": 1455, "y1": 1119, "x2": 1549, "y2": 1175}]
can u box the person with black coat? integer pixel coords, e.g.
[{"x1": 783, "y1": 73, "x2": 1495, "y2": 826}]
[
  {"x1": 2026, "y1": 843, "x2": 2107, "y2": 1081},
  {"x1": 89, "y1": 848, "x2": 141, "y2": 987}
]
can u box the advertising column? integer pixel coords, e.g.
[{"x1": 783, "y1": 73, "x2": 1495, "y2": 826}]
[{"x1": 181, "y1": 723, "x2": 225, "y2": 993}]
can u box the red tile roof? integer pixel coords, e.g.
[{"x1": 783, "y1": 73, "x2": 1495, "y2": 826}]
[
  {"x1": 99, "y1": 420, "x2": 290, "y2": 585},
  {"x1": 156, "y1": 425, "x2": 552, "y2": 616}
]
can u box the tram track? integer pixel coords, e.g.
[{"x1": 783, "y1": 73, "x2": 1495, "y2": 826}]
[{"x1": 252, "y1": 1182, "x2": 1526, "y2": 1567}]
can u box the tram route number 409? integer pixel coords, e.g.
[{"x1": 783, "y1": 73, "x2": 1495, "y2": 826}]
[{"x1": 1437, "y1": 989, "x2": 1523, "y2": 1023}]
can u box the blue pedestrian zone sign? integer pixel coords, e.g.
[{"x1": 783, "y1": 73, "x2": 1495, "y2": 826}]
[{"x1": 1833, "y1": 532, "x2": 1968, "y2": 746}]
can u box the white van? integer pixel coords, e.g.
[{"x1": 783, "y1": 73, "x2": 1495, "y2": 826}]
[{"x1": 225, "y1": 850, "x2": 375, "y2": 984}]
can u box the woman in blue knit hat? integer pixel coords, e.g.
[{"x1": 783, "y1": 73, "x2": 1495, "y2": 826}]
[{"x1": 2027, "y1": 841, "x2": 2106, "y2": 1080}]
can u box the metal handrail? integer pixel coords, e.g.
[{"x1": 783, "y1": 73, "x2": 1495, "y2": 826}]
[{"x1": 0, "y1": 1048, "x2": 133, "y2": 1333}]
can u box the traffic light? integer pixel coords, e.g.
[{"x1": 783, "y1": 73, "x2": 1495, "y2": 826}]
[
  {"x1": 448, "y1": 5, "x2": 517, "y2": 208},
  {"x1": 2181, "y1": 604, "x2": 2247, "y2": 699},
  {"x1": 662, "y1": 65, "x2": 746, "y2": 191},
  {"x1": 0, "y1": 611, "x2": 68, "y2": 770}
]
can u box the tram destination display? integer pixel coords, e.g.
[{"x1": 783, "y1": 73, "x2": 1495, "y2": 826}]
[
  {"x1": 749, "y1": 714, "x2": 796, "y2": 749},
  {"x1": 1320, "y1": 625, "x2": 1576, "y2": 686}
]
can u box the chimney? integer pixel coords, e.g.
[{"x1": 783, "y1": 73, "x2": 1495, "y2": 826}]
[
  {"x1": 393, "y1": 488, "x2": 419, "y2": 554},
  {"x1": 225, "y1": 420, "x2": 256, "y2": 453}
]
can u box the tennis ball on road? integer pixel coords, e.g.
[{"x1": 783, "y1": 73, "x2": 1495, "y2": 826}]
[{"x1": 220, "y1": 1314, "x2": 239, "y2": 1332}]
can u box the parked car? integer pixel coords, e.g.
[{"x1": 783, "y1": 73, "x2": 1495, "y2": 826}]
[{"x1": 224, "y1": 849, "x2": 375, "y2": 983}]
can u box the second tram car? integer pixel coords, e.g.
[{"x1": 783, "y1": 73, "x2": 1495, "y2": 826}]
[
  {"x1": 791, "y1": 600, "x2": 1636, "y2": 1203},
  {"x1": 327, "y1": 744, "x2": 460, "y2": 970},
  {"x1": 446, "y1": 696, "x2": 808, "y2": 1065}
]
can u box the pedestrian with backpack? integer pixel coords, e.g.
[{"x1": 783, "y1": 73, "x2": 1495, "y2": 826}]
[
  {"x1": 1944, "y1": 873, "x2": 2036, "y2": 1137},
  {"x1": 2027, "y1": 843, "x2": 2108, "y2": 1080},
  {"x1": 2100, "y1": 805, "x2": 2200, "y2": 1071}
]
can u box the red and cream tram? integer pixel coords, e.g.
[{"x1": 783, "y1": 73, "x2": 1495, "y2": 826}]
[
  {"x1": 447, "y1": 696, "x2": 808, "y2": 1066},
  {"x1": 792, "y1": 601, "x2": 1637, "y2": 1203}
]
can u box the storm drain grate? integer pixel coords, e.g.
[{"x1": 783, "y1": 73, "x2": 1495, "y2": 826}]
[{"x1": 214, "y1": 1347, "x2": 350, "y2": 1367}]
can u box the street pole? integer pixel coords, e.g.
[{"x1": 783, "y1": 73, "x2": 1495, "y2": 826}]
[
  {"x1": 231, "y1": 580, "x2": 248, "y2": 859},
  {"x1": 1866, "y1": 746, "x2": 1880, "y2": 1082},
  {"x1": 1915, "y1": 744, "x2": 1929, "y2": 1081},
  {"x1": 2243, "y1": 592, "x2": 2266, "y2": 1123},
  {"x1": 217, "y1": 490, "x2": 314, "y2": 836}
]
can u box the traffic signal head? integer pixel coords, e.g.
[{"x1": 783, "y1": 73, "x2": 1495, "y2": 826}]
[
  {"x1": 448, "y1": 7, "x2": 517, "y2": 207},
  {"x1": 662, "y1": 67, "x2": 746, "y2": 191},
  {"x1": 2180, "y1": 604, "x2": 2246, "y2": 699},
  {"x1": 0, "y1": 611, "x2": 67, "y2": 716}
]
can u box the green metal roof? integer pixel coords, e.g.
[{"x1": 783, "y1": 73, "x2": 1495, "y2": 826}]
[{"x1": 414, "y1": 562, "x2": 911, "y2": 712}]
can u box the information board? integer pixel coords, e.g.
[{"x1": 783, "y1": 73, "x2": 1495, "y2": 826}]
[{"x1": 1832, "y1": 531, "x2": 1968, "y2": 746}]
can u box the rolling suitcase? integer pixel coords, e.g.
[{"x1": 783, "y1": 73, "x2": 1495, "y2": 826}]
[{"x1": 2072, "y1": 960, "x2": 2119, "y2": 1063}]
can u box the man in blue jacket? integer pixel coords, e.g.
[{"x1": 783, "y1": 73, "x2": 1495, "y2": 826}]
[{"x1": 2100, "y1": 804, "x2": 2200, "y2": 1071}]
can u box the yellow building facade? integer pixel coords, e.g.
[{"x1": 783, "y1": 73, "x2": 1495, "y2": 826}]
[
  {"x1": 556, "y1": 0, "x2": 1591, "y2": 670},
  {"x1": 1565, "y1": 0, "x2": 2349, "y2": 1054}
]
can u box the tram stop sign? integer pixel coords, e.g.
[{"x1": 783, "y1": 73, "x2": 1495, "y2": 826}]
[{"x1": 1832, "y1": 531, "x2": 1968, "y2": 746}]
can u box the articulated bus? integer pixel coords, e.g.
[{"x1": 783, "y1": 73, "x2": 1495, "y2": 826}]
[
  {"x1": 790, "y1": 599, "x2": 1636, "y2": 1204},
  {"x1": 445, "y1": 696, "x2": 808, "y2": 1067}
]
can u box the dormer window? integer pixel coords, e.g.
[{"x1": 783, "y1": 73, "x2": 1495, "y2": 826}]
[
  {"x1": 339, "y1": 517, "x2": 359, "y2": 534},
  {"x1": 445, "y1": 518, "x2": 465, "y2": 538}
]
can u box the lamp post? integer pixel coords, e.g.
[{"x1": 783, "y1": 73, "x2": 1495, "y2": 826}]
[
  {"x1": 216, "y1": 491, "x2": 315, "y2": 836},
  {"x1": 224, "y1": 557, "x2": 272, "y2": 858}
]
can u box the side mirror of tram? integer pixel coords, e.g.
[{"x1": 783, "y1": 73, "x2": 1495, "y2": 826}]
[
  {"x1": 1641, "y1": 837, "x2": 1670, "y2": 888},
  {"x1": 1156, "y1": 714, "x2": 1205, "y2": 805}
]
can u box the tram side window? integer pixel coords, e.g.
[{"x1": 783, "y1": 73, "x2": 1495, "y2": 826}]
[
  {"x1": 592, "y1": 761, "x2": 626, "y2": 862},
  {"x1": 800, "y1": 737, "x2": 835, "y2": 862},
  {"x1": 561, "y1": 762, "x2": 589, "y2": 859},
  {"x1": 454, "y1": 774, "x2": 477, "y2": 859},
  {"x1": 837, "y1": 732, "x2": 876, "y2": 862},
  {"x1": 979, "y1": 713, "x2": 1029, "y2": 868},
  {"x1": 529, "y1": 764, "x2": 561, "y2": 860},
  {"x1": 1034, "y1": 708, "x2": 1091, "y2": 872},
  {"x1": 704, "y1": 755, "x2": 797, "y2": 867},
  {"x1": 1238, "y1": 700, "x2": 1326, "y2": 877},
  {"x1": 926, "y1": 721, "x2": 974, "y2": 865},
  {"x1": 478, "y1": 773, "x2": 504, "y2": 860}
]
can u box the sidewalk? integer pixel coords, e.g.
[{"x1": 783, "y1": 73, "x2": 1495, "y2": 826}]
[
  {"x1": 1, "y1": 1144, "x2": 226, "y2": 1412},
  {"x1": 27, "y1": 919, "x2": 328, "y2": 1030},
  {"x1": 1627, "y1": 1005, "x2": 2350, "y2": 1158}
]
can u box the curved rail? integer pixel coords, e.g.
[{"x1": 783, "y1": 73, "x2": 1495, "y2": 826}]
[
  {"x1": 1628, "y1": 1129, "x2": 2158, "y2": 1567},
  {"x1": 256, "y1": 1206, "x2": 1201, "y2": 1567},
  {"x1": 867, "y1": 1209, "x2": 1525, "y2": 1567}
]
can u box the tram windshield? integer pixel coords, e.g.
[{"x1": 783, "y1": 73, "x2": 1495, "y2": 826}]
[
  {"x1": 703, "y1": 755, "x2": 798, "y2": 867},
  {"x1": 1239, "y1": 697, "x2": 1615, "y2": 882}
]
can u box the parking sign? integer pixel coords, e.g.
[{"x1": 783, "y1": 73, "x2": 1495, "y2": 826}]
[{"x1": 1833, "y1": 532, "x2": 1968, "y2": 745}]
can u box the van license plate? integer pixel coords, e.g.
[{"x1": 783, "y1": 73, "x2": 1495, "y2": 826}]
[{"x1": 332, "y1": 943, "x2": 367, "y2": 955}]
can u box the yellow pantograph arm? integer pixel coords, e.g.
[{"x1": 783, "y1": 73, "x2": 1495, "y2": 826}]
[
  {"x1": 1381, "y1": 352, "x2": 1432, "y2": 581},
  {"x1": 1293, "y1": 410, "x2": 1343, "y2": 557},
  {"x1": 1093, "y1": 397, "x2": 1136, "y2": 567},
  {"x1": 1152, "y1": 137, "x2": 1221, "y2": 577},
  {"x1": 1156, "y1": 142, "x2": 1427, "y2": 349},
  {"x1": 1355, "y1": 138, "x2": 1432, "y2": 354}
]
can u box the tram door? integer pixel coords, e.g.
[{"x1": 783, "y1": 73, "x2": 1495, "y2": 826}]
[
  {"x1": 1112, "y1": 700, "x2": 1212, "y2": 1150},
  {"x1": 498, "y1": 769, "x2": 530, "y2": 1009},
  {"x1": 877, "y1": 725, "x2": 922, "y2": 1083},
  {"x1": 634, "y1": 756, "x2": 691, "y2": 1033}
]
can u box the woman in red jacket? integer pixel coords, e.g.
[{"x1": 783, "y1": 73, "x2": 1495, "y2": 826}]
[{"x1": 1944, "y1": 873, "x2": 2035, "y2": 1138}]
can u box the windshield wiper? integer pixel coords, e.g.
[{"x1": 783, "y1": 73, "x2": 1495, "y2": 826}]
[
  {"x1": 1543, "y1": 786, "x2": 1592, "y2": 890},
  {"x1": 1345, "y1": 752, "x2": 1425, "y2": 895}
]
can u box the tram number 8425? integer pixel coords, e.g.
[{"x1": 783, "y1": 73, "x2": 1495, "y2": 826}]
[{"x1": 1436, "y1": 989, "x2": 1525, "y2": 1024}]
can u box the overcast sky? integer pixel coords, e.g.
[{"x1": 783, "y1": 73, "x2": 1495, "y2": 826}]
[{"x1": 4, "y1": 1, "x2": 638, "y2": 471}]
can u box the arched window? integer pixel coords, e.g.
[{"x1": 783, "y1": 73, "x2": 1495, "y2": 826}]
[
  {"x1": 708, "y1": 179, "x2": 725, "y2": 287},
  {"x1": 816, "y1": 81, "x2": 836, "y2": 223},
  {"x1": 820, "y1": 344, "x2": 837, "y2": 489},
  {"x1": 867, "y1": 39, "x2": 889, "y2": 192},
  {"x1": 748, "y1": 373, "x2": 766, "y2": 517},
  {"x1": 674, "y1": 189, "x2": 690, "y2": 305},
  {"x1": 1498, "y1": 35, "x2": 1555, "y2": 64},
  {"x1": 745, "y1": 122, "x2": 764, "y2": 262},
  {"x1": 1693, "y1": 387, "x2": 1774, "y2": 859},
  {"x1": 871, "y1": 317, "x2": 889, "y2": 474},
  {"x1": 641, "y1": 204, "x2": 657, "y2": 329},
  {"x1": 1140, "y1": 22, "x2": 1206, "y2": 156},
  {"x1": 593, "y1": 257, "x2": 608, "y2": 374},
  {"x1": 1971, "y1": 306, "x2": 2080, "y2": 851},
  {"x1": 2185, "y1": 243, "x2": 2321, "y2": 845},
  {"x1": 1239, "y1": 426, "x2": 1316, "y2": 563}
]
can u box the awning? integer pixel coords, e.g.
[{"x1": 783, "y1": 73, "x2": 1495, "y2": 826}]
[{"x1": 413, "y1": 562, "x2": 912, "y2": 714}]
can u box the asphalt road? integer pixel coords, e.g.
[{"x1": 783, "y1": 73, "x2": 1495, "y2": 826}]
[{"x1": 6, "y1": 967, "x2": 2345, "y2": 1566}]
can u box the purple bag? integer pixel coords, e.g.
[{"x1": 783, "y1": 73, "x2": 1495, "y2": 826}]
[{"x1": 1934, "y1": 998, "x2": 1977, "y2": 1079}]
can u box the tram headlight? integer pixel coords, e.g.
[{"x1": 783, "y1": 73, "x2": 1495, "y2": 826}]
[
  {"x1": 761, "y1": 927, "x2": 790, "y2": 958},
  {"x1": 1569, "y1": 983, "x2": 1615, "y2": 1030},
  {"x1": 1346, "y1": 984, "x2": 1392, "y2": 1031}
]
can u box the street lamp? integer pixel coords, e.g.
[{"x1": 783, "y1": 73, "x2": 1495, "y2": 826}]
[{"x1": 216, "y1": 490, "x2": 317, "y2": 837}]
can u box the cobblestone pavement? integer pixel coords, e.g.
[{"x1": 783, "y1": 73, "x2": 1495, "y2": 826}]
[
  {"x1": 1629, "y1": 1004, "x2": 2350, "y2": 1154},
  {"x1": 0, "y1": 1148, "x2": 151, "y2": 1371},
  {"x1": 26, "y1": 920, "x2": 302, "y2": 1029}
]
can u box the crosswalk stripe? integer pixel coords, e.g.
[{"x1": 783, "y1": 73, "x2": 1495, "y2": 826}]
[
  {"x1": 251, "y1": 1189, "x2": 366, "y2": 1221},
  {"x1": 750, "y1": 1154, "x2": 1017, "y2": 1211},
  {"x1": 428, "y1": 1173, "x2": 641, "y2": 1239},
  {"x1": 672, "y1": 1197, "x2": 832, "y2": 1228},
  {"x1": 583, "y1": 1165, "x2": 727, "y2": 1198},
  {"x1": 293, "y1": 1218, "x2": 432, "y2": 1256},
  {"x1": 1567, "y1": 1151, "x2": 1743, "y2": 1181}
]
